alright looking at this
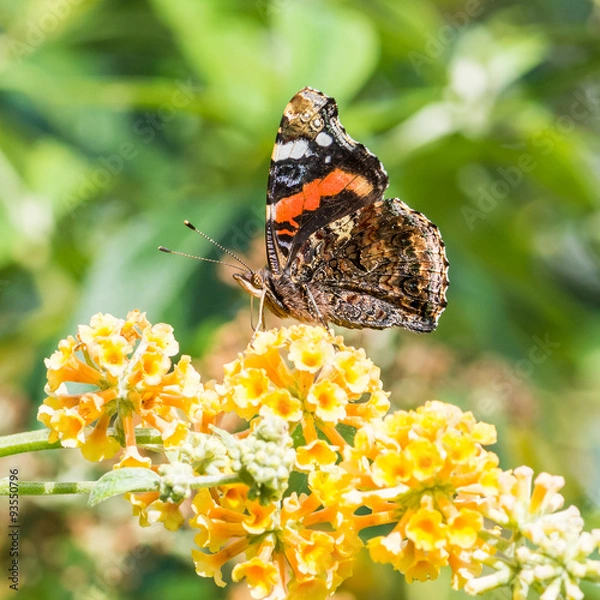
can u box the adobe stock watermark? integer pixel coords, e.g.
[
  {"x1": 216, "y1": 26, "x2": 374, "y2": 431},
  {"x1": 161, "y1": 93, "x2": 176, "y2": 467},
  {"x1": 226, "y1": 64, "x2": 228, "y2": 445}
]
[
  {"x1": 484, "y1": 589, "x2": 512, "y2": 600},
  {"x1": 7, "y1": 0, "x2": 86, "y2": 62},
  {"x1": 462, "y1": 85, "x2": 600, "y2": 230},
  {"x1": 256, "y1": 0, "x2": 290, "y2": 18},
  {"x1": 62, "y1": 78, "x2": 201, "y2": 214},
  {"x1": 580, "y1": 489, "x2": 600, "y2": 517},
  {"x1": 228, "y1": 204, "x2": 265, "y2": 253},
  {"x1": 6, "y1": 468, "x2": 19, "y2": 592},
  {"x1": 473, "y1": 333, "x2": 561, "y2": 418},
  {"x1": 85, "y1": 544, "x2": 151, "y2": 599},
  {"x1": 408, "y1": 0, "x2": 488, "y2": 75}
]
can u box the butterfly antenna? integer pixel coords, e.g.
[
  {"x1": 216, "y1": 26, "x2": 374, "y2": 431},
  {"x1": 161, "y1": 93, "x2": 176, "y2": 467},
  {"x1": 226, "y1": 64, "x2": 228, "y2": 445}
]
[
  {"x1": 183, "y1": 220, "x2": 252, "y2": 271},
  {"x1": 158, "y1": 246, "x2": 247, "y2": 273}
]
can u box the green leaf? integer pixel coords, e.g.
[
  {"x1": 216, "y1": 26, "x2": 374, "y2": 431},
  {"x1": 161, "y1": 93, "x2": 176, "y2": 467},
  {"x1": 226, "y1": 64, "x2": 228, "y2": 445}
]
[
  {"x1": 149, "y1": 0, "x2": 379, "y2": 130},
  {"x1": 272, "y1": 2, "x2": 379, "y2": 103},
  {"x1": 88, "y1": 468, "x2": 160, "y2": 507},
  {"x1": 149, "y1": 0, "x2": 277, "y2": 130},
  {"x1": 72, "y1": 194, "x2": 240, "y2": 326}
]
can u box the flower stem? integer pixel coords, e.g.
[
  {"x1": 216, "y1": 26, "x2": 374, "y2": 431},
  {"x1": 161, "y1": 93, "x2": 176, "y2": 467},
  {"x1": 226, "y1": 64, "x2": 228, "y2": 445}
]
[
  {"x1": 0, "y1": 430, "x2": 61, "y2": 457},
  {"x1": 0, "y1": 428, "x2": 163, "y2": 458},
  {"x1": 0, "y1": 479, "x2": 97, "y2": 496}
]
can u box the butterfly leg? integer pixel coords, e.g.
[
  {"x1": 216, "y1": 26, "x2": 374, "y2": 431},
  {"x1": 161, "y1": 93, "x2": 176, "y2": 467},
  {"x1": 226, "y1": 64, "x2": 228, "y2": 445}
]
[
  {"x1": 249, "y1": 295, "x2": 256, "y2": 331},
  {"x1": 303, "y1": 285, "x2": 329, "y2": 329},
  {"x1": 249, "y1": 289, "x2": 268, "y2": 344},
  {"x1": 257, "y1": 288, "x2": 268, "y2": 331}
]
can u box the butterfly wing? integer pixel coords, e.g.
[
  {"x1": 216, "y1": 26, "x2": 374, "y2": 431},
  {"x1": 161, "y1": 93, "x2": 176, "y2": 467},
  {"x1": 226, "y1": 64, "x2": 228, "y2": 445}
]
[
  {"x1": 291, "y1": 198, "x2": 449, "y2": 331},
  {"x1": 265, "y1": 87, "x2": 388, "y2": 275}
]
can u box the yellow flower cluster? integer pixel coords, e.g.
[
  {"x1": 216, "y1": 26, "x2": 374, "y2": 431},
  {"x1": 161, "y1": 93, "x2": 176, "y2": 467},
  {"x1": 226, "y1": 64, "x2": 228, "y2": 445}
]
[
  {"x1": 38, "y1": 311, "x2": 203, "y2": 466},
  {"x1": 190, "y1": 484, "x2": 362, "y2": 599},
  {"x1": 216, "y1": 325, "x2": 389, "y2": 449},
  {"x1": 186, "y1": 325, "x2": 389, "y2": 598},
  {"x1": 37, "y1": 317, "x2": 600, "y2": 599},
  {"x1": 343, "y1": 401, "x2": 500, "y2": 585}
]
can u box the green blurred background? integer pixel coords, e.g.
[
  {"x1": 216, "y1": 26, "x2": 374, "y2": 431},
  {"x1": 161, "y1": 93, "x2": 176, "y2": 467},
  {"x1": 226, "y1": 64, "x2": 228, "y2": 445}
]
[{"x1": 1, "y1": 0, "x2": 599, "y2": 598}]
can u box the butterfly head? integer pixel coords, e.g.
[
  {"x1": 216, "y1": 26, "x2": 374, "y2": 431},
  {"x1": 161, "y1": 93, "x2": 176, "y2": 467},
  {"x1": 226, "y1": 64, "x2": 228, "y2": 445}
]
[
  {"x1": 279, "y1": 87, "x2": 336, "y2": 141},
  {"x1": 233, "y1": 269, "x2": 292, "y2": 323},
  {"x1": 233, "y1": 270, "x2": 266, "y2": 299}
]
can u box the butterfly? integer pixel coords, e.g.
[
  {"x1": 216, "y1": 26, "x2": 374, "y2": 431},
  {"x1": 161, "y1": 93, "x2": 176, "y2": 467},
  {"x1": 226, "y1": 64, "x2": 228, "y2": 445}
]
[
  {"x1": 229, "y1": 87, "x2": 449, "y2": 332},
  {"x1": 162, "y1": 87, "x2": 449, "y2": 332}
]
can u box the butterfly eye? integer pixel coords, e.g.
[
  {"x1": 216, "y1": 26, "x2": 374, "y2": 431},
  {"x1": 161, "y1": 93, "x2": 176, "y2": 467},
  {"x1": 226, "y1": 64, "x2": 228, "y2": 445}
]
[{"x1": 252, "y1": 273, "x2": 264, "y2": 288}]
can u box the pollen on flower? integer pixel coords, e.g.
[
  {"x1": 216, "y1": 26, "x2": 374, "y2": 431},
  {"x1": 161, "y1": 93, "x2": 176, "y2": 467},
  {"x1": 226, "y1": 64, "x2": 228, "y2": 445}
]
[
  {"x1": 371, "y1": 450, "x2": 410, "y2": 486},
  {"x1": 262, "y1": 388, "x2": 303, "y2": 422},
  {"x1": 306, "y1": 379, "x2": 348, "y2": 422},
  {"x1": 404, "y1": 438, "x2": 444, "y2": 482},
  {"x1": 405, "y1": 499, "x2": 448, "y2": 552},
  {"x1": 446, "y1": 508, "x2": 483, "y2": 549},
  {"x1": 288, "y1": 337, "x2": 334, "y2": 373},
  {"x1": 333, "y1": 349, "x2": 376, "y2": 395},
  {"x1": 37, "y1": 311, "x2": 205, "y2": 466}
]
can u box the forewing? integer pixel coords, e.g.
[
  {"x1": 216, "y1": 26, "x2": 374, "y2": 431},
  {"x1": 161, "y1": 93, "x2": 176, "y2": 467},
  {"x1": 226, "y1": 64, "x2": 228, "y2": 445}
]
[
  {"x1": 291, "y1": 198, "x2": 449, "y2": 332},
  {"x1": 265, "y1": 87, "x2": 388, "y2": 274}
]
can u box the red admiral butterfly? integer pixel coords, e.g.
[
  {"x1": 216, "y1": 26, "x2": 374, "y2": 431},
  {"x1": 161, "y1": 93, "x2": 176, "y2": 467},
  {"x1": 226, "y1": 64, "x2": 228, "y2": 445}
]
[
  {"x1": 233, "y1": 87, "x2": 449, "y2": 332},
  {"x1": 161, "y1": 87, "x2": 449, "y2": 332}
]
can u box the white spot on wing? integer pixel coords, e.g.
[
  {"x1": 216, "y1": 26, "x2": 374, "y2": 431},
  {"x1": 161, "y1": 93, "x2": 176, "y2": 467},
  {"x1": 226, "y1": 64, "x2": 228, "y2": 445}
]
[
  {"x1": 272, "y1": 141, "x2": 291, "y2": 161},
  {"x1": 272, "y1": 139, "x2": 309, "y2": 161},
  {"x1": 290, "y1": 139, "x2": 308, "y2": 159},
  {"x1": 316, "y1": 132, "x2": 333, "y2": 146}
]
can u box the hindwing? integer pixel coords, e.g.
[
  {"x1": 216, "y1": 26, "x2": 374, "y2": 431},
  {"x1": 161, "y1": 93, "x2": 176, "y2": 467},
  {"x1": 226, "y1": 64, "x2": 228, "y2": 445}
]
[{"x1": 288, "y1": 198, "x2": 449, "y2": 331}]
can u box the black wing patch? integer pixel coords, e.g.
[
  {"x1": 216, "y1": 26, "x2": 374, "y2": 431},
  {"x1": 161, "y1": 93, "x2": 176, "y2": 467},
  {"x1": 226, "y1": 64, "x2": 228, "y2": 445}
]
[{"x1": 265, "y1": 87, "x2": 388, "y2": 274}]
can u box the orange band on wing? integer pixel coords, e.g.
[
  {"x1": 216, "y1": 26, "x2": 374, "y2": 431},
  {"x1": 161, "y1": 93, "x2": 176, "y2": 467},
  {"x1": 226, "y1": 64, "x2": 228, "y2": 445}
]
[{"x1": 274, "y1": 169, "x2": 372, "y2": 229}]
